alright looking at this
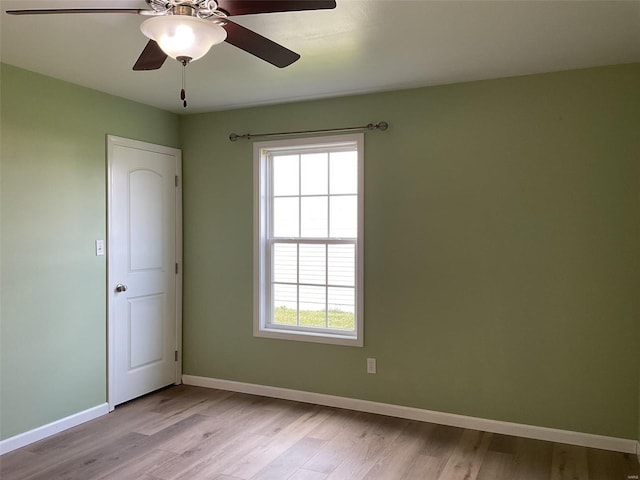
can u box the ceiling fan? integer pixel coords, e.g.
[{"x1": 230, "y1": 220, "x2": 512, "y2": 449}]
[
  {"x1": 7, "y1": 1, "x2": 336, "y2": 69},
  {"x1": 7, "y1": 1, "x2": 336, "y2": 105}
]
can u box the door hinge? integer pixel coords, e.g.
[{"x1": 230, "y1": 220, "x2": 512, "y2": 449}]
[
  {"x1": 175, "y1": 350, "x2": 179, "y2": 362},
  {"x1": 175, "y1": 262, "x2": 179, "y2": 274},
  {"x1": 175, "y1": 175, "x2": 179, "y2": 187}
]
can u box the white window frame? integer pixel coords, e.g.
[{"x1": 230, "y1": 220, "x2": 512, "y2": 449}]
[{"x1": 254, "y1": 133, "x2": 364, "y2": 347}]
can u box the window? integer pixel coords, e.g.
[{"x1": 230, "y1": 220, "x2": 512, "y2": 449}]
[{"x1": 254, "y1": 134, "x2": 364, "y2": 346}]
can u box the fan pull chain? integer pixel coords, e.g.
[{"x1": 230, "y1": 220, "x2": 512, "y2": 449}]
[{"x1": 180, "y1": 62, "x2": 187, "y2": 108}]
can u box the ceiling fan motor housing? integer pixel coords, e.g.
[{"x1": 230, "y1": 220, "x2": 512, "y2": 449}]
[{"x1": 146, "y1": 0, "x2": 225, "y2": 18}]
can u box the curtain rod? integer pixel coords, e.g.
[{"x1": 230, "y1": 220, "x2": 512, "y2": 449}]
[{"x1": 228, "y1": 121, "x2": 388, "y2": 142}]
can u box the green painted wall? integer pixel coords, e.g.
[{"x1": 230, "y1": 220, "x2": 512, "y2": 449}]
[
  {"x1": 1, "y1": 61, "x2": 638, "y2": 445},
  {"x1": 0, "y1": 64, "x2": 180, "y2": 440},
  {"x1": 181, "y1": 64, "x2": 640, "y2": 440}
]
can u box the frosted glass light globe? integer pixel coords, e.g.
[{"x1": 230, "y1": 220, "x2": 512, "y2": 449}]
[{"x1": 141, "y1": 15, "x2": 227, "y2": 61}]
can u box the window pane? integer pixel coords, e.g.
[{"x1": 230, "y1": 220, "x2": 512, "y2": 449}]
[
  {"x1": 299, "y1": 285, "x2": 326, "y2": 328},
  {"x1": 330, "y1": 151, "x2": 358, "y2": 195},
  {"x1": 273, "y1": 197, "x2": 299, "y2": 237},
  {"x1": 301, "y1": 153, "x2": 328, "y2": 195},
  {"x1": 328, "y1": 244, "x2": 355, "y2": 286},
  {"x1": 328, "y1": 287, "x2": 355, "y2": 330},
  {"x1": 273, "y1": 283, "x2": 297, "y2": 325},
  {"x1": 329, "y1": 195, "x2": 357, "y2": 238},
  {"x1": 301, "y1": 196, "x2": 328, "y2": 237},
  {"x1": 273, "y1": 155, "x2": 299, "y2": 196},
  {"x1": 299, "y1": 244, "x2": 326, "y2": 286},
  {"x1": 273, "y1": 243, "x2": 297, "y2": 283}
]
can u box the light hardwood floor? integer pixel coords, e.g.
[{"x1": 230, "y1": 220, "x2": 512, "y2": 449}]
[{"x1": 1, "y1": 385, "x2": 638, "y2": 480}]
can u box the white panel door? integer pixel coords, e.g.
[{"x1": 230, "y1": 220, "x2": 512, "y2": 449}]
[{"x1": 107, "y1": 136, "x2": 182, "y2": 408}]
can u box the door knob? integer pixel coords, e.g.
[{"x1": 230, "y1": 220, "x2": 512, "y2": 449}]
[{"x1": 115, "y1": 284, "x2": 128, "y2": 293}]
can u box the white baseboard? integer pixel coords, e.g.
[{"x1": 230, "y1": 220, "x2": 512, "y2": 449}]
[
  {"x1": 0, "y1": 403, "x2": 109, "y2": 455},
  {"x1": 183, "y1": 374, "x2": 637, "y2": 455}
]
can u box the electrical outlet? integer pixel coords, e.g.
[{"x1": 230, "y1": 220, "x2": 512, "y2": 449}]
[{"x1": 367, "y1": 357, "x2": 376, "y2": 374}]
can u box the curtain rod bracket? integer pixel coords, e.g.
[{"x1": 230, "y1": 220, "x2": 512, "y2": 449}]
[{"x1": 228, "y1": 121, "x2": 389, "y2": 142}]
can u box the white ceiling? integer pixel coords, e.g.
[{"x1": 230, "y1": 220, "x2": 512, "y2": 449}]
[{"x1": 1, "y1": 0, "x2": 639, "y2": 113}]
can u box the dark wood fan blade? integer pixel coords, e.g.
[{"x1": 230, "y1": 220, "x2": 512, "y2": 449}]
[
  {"x1": 133, "y1": 40, "x2": 168, "y2": 71},
  {"x1": 216, "y1": 0, "x2": 335, "y2": 16},
  {"x1": 6, "y1": 9, "x2": 144, "y2": 15},
  {"x1": 222, "y1": 20, "x2": 300, "y2": 68}
]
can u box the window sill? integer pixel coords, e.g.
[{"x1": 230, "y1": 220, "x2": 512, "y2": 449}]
[{"x1": 254, "y1": 326, "x2": 363, "y2": 347}]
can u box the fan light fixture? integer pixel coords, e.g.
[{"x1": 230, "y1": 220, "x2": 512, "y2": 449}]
[{"x1": 140, "y1": 15, "x2": 227, "y2": 64}]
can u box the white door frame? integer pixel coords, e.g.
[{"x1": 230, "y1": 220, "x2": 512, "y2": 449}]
[{"x1": 106, "y1": 135, "x2": 183, "y2": 411}]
